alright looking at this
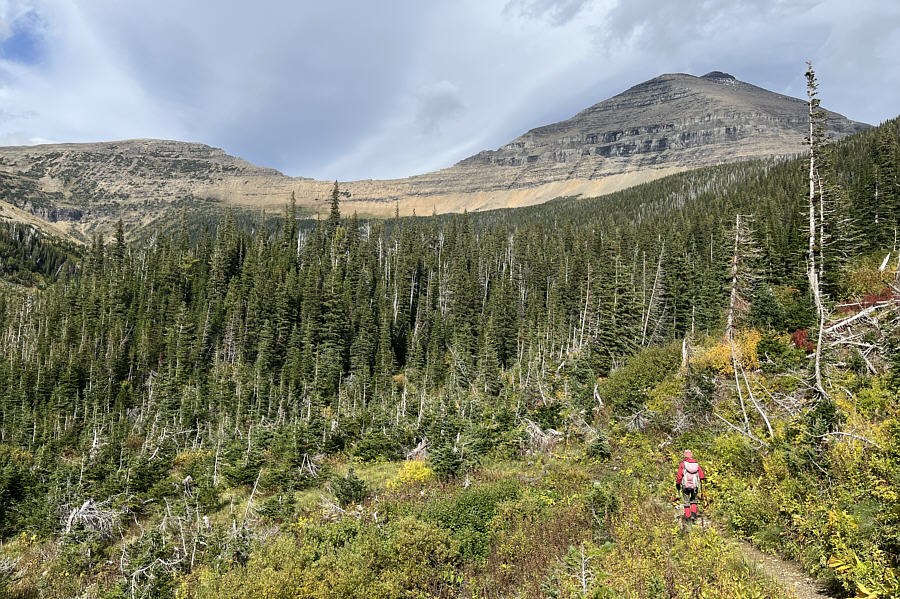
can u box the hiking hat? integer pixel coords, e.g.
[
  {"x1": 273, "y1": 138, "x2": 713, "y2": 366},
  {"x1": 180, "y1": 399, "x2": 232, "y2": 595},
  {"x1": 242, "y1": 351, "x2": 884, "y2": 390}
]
[{"x1": 684, "y1": 450, "x2": 693, "y2": 459}]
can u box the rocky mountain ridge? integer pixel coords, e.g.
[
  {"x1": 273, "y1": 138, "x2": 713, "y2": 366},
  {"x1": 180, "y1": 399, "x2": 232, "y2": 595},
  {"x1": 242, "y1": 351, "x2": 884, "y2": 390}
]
[{"x1": 0, "y1": 71, "x2": 869, "y2": 240}]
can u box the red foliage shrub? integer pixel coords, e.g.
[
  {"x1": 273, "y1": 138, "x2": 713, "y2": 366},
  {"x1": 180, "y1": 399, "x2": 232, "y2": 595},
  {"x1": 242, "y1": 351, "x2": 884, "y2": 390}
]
[
  {"x1": 791, "y1": 329, "x2": 815, "y2": 353},
  {"x1": 860, "y1": 287, "x2": 897, "y2": 308},
  {"x1": 839, "y1": 286, "x2": 899, "y2": 314}
]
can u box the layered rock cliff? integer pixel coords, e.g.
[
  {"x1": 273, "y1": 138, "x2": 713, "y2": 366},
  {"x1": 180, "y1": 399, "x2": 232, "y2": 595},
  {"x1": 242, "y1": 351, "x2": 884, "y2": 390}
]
[{"x1": 0, "y1": 71, "x2": 869, "y2": 240}]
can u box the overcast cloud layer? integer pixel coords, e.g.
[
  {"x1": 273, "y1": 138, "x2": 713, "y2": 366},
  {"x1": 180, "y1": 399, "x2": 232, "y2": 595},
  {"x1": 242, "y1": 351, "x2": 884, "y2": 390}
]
[{"x1": 0, "y1": 0, "x2": 897, "y2": 180}]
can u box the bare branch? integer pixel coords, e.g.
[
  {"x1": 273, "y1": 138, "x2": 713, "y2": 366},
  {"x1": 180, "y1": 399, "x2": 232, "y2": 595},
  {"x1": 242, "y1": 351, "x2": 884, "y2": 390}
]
[
  {"x1": 826, "y1": 300, "x2": 899, "y2": 333},
  {"x1": 813, "y1": 431, "x2": 882, "y2": 449},
  {"x1": 713, "y1": 412, "x2": 768, "y2": 449},
  {"x1": 740, "y1": 366, "x2": 774, "y2": 439}
]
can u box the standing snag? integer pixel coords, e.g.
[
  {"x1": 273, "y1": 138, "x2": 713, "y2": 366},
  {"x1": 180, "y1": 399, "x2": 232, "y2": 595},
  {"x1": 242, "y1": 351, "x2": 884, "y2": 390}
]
[{"x1": 805, "y1": 61, "x2": 829, "y2": 398}]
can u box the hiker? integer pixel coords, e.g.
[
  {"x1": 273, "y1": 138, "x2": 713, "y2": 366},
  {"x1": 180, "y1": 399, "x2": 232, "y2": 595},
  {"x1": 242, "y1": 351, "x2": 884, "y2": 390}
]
[{"x1": 676, "y1": 449, "x2": 705, "y2": 521}]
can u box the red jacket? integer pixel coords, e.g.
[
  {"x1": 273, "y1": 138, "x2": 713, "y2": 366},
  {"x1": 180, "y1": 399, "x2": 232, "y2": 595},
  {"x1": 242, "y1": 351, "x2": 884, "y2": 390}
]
[{"x1": 676, "y1": 458, "x2": 705, "y2": 485}]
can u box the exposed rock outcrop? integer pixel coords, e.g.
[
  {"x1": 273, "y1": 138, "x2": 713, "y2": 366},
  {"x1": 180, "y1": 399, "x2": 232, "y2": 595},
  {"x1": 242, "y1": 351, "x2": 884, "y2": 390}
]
[{"x1": 0, "y1": 71, "x2": 869, "y2": 239}]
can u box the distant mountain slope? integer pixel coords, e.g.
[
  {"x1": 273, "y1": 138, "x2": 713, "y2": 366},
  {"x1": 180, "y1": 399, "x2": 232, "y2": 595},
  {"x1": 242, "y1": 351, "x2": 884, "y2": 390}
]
[
  {"x1": 0, "y1": 71, "x2": 869, "y2": 240},
  {"x1": 456, "y1": 71, "x2": 865, "y2": 185}
]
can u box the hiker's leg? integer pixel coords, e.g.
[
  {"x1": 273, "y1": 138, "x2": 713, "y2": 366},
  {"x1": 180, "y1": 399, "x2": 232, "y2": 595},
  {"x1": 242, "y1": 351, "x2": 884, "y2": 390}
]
[
  {"x1": 685, "y1": 489, "x2": 699, "y2": 520},
  {"x1": 682, "y1": 489, "x2": 692, "y2": 519}
]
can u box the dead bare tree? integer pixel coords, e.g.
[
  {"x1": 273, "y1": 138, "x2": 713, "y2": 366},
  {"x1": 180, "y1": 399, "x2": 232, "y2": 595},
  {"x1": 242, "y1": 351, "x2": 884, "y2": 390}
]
[
  {"x1": 243, "y1": 468, "x2": 263, "y2": 522},
  {"x1": 522, "y1": 418, "x2": 563, "y2": 453},
  {"x1": 0, "y1": 556, "x2": 22, "y2": 590},
  {"x1": 641, "y1": 241, "x2": 665, "y2": 347},
  {"x1": 805, "y1": 62, "x2": 829, "y2": 398},
  {"x1": 406, "y1": 438, "x2": 429, "y2": 461},
  {"x1": 61, "y1": 497, "x2": 125, "y2": 538},
  {"x1": 576, "y1": 543, "x2": 595, "y2": 595},
  {"x1": 299, "y1": 452, "x2": 320, "y2": 477},
  {"x1": 725, "y1": 214, "x2": 758, "y2": 341},
  {"x1": 740, "y1": 365, "x2": 774, "y2": 439},
  {"x1": 713, "y1": 412, "x2": 768, "y2": 451},
  {"x1": 813, "y1": 430, "x2": 882, "y2": 449},
  {"x1": 894, "y1": 250, "x2": 900, "y2": 288}
]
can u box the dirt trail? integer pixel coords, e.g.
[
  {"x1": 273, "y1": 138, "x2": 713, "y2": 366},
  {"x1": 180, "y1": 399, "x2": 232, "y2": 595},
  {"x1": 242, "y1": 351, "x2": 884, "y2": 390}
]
[
  {"x1": 685, "y1": 514, "x2": 833, "y2": 599},
  {"x1": 735, "y1": 538, "x2": 834, "y2": 599}
]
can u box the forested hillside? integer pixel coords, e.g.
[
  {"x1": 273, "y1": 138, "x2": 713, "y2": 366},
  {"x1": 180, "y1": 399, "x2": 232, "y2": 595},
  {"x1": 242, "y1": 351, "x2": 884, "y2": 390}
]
[
  {"x1": 0, "y1": 111, "x2": 897, "y2": 598},
  {"x1": 0, "y1": 222, "x2": 79, "y2": 288}
]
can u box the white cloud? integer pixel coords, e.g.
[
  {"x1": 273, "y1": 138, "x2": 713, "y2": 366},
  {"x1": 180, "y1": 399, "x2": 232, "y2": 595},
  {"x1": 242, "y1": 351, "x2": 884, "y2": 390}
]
[
  {"x1": 0, "y1": 0, "x2": 896, "y2": 180},
  {"x1": 503, "y1": 0, "x2": 595, "y2": 25},
  {"x1": 415, "y1": 80, "x2": 465, "y2": 134},
  {"x1": 0, "y1": 131, "x2": 55, "y2": 145}
]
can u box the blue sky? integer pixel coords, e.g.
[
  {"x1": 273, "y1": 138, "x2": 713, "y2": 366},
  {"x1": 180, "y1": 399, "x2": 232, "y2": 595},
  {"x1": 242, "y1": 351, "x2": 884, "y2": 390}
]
[
  {"x1": 0, "y1": 8, "x2": 43, "y2": 64},
  {"x1": 0, "y1": 0, "x2": 897, "y2": 180}
]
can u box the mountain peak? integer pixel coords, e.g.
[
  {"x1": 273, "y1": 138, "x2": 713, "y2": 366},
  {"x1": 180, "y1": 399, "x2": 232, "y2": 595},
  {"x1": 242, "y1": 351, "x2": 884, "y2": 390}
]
[{"x1": 701, "y1": 71, "x2": 737, "y2": 81}]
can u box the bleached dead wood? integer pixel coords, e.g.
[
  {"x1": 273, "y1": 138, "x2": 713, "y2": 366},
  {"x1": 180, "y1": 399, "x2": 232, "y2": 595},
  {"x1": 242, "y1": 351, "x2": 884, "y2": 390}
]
[
  {"x1": 740, "y1": 366, "x2": 774, "y2": 439},
  {"x1": 730, "y1": 347, "x2": 751, "y2": 432},
  {"x1": 243, "y1": 468, "x2": 263, "y2": 522},
  {"x1": 522, "y1": 418, "x2": 562, "y2": 452},
  {"x1": 320, "y1": 495, "x2": 346, "y2": 519},
  {"x1": 0, "y1": 556, "x2": 21, "y2": 585},
  {"x1": 61, "y1": 497, "x2": 124, "y2": 538},
  {"x1": 813, "y1": 430, "x2": 882, "y2": 449},
  {"x1": 805, "y1": 63, "x2": 827, "y2": 398},
  {"x1": 300, "y1": 452, "x2": 320, "y2": 476},
  {"x1": 128, "y1": 556, "x2": 183, "y2": 599},
  {"x1": 406, "y1": 438, "x2": 429, "y2": 461},
  {"x1": 593, "y1": 383, "x2": 604, "y2": 410},
  {"x1": 641, "y1": 241, "x2": 665, "y2": 347},
  {"x1": 894, "y1": 251, "x2": 900, "y2": 287},
  {"x1": 825, "y1": 300, "x2": 899, "y2": 333},
  {"x1": 727, "y1": 216, "x2": 742, "y2": 340},
  {"x1": 759, "y1": 381, "x2": 804, "y2": 416},
  {"x1": 623, "y1": 410, "x2": 649, "y2": 432},
  {"x1": 713, "y1": 412, "x2": 768, "y2": 450}
]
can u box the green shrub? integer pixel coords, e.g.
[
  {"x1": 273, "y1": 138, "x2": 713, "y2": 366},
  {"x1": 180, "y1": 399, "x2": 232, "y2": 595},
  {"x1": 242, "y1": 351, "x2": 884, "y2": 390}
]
[
  {"x1": 683, "y1": 369, "x2": 715, "y2": 416},
  {"x1": 855, "y1": 377, "x2": 894, "y2": 418},
  {"x1": 585, "y1": 482, "x2": 620, "y2": 521},
  {"x1": 750, "y1": 285, "x2": 816, "y2": 332},
  {"x1": 386, "y1": 517, "x2": 459, "y2": 587},
  {"x1": 597, "y1": 344, "x2": 680, "y2": 413},
  {"x1": 426, "y1": 479, "x2": 520, "y2": 559},
  {"x1": 304, "y1": 517, "x2": 362, "y2": 550},
  {"x1": 258, "y1": 495, "x2": 295, "y2": 521},
  {"x1": 715, "y1": 479, "x2": 772, "y2": 538},
  {"x1": 756, "y1": 332, "x2": 805, "y2": 372},
  {"x1": 331, "y1": 468, "x2": 369, "y2": 507},
  {"x1": 712, "y1": 433, "x2": 761, "y2": 476},
  {"x1": 352, "y1": 432, "x2": 403, "y2": 463},
  {"x1": 586, "y1": 430, "x2": 612, "y2": 461},
  {"x1": 752, "y1": 523, "x2": 783, "y2": 551},
  {"x1": 223, "y1": 457, "x2": 263, "y2": 487},
  {"x1": 429, "y1": 442, "x2": 464, "y2": 480},
  {"x1": 531, "y1": 402, "x2": 563, "y2": 430}
]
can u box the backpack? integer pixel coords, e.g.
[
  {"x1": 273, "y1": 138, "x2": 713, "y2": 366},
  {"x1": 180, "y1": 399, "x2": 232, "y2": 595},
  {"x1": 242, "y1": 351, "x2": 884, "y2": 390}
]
[{"x1": 683, "y1": 461, "x2": 700, "y2": 490}]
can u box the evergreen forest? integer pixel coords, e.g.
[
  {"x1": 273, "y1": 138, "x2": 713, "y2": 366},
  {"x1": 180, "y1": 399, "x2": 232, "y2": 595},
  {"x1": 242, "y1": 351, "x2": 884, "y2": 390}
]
[{"x1": 0, "y1": 107, "x2": 898, "y2": 597}]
